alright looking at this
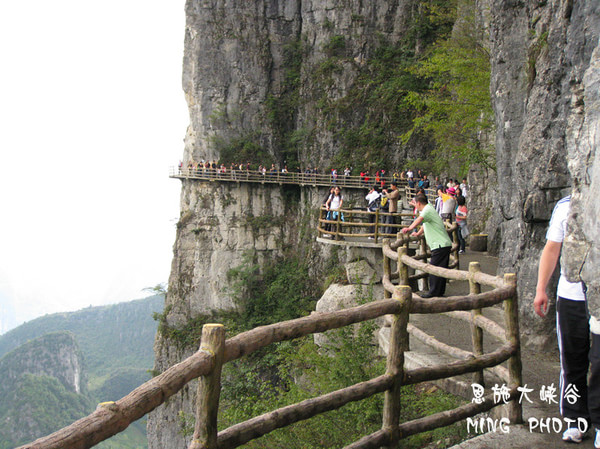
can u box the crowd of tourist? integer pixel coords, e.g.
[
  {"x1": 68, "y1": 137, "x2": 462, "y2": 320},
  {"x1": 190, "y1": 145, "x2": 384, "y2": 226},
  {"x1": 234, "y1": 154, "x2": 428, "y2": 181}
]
[
  {"x1": 178, "y1": 160, "x2": 465, "y2": 193},
  {"x1": 179, "y1": 159, "x2": 470, "y2": 250},
  {"x1": 317, "y1": 168, "x2": 470, "y2": 251}
]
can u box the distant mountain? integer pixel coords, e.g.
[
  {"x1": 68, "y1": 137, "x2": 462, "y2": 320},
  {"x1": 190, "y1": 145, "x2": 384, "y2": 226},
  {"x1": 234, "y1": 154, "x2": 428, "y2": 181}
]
[
  {"x1": 0, "y1": 295, "x2": 163, "y2": 388},
  {"x1": 0, "y1": 295, "x2": 164, "y2": 448},
  {"x1": 0, "y1": 332, "x2": 92, "y2": 449}
]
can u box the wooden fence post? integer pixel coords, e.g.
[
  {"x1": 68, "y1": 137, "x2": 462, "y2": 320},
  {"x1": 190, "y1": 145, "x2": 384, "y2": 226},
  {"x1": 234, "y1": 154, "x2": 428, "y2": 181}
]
[
  {"x1": 419, "y1": 237, "x2": 429, "y2": 292},
  {"x1": 383, "y1": 240, "x2": 391, "y2": 299},
  {"x1": 469, "y1": 262, "x2": 484, "y2": 386},
  {"x1": 382, "y1": 285, "x2": 412, "y2": 447},
  {"x1": 189, "y1": 324, "x2": 226, "y2": 449},
  {"x1": 375, "y1": 208, "x2": 380, "y2": 243},
  {"x1": 397, "y1": 246, "x2": 409, "y2": 286},
  {"x1": 503, "y1": 273, "x2": 523, "y2": 424}
]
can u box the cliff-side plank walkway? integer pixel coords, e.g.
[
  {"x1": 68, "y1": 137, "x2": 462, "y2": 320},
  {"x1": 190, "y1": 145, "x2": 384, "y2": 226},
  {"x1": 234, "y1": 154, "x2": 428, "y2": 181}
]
[
  {"x1": 170, "y1": 167, "x2": 438, "y2": 200},
  {"x1": 170, "y1": 167, "x2": 402, "y2": 189}
]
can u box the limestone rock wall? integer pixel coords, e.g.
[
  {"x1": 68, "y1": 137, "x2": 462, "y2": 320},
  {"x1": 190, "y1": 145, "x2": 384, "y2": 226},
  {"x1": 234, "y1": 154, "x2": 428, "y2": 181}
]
[
  {"x1": 565, "y1": 44, "x2": 600, "y2": 320},
  {"x1": 182, "y1": 0, "x2": 425, "y2": 169},
  {"x1": 148, "y1": 178, "x2": 381, "y2": 448},
  {"x1": 488, "y1": 0, "x2": 600, "y2": 348}
]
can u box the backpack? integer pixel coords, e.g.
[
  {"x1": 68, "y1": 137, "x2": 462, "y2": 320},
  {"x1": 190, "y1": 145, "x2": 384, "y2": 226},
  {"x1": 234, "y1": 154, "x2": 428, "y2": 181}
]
[
  {"x1": 367, "y1": 195, "x2": 381, "y2": 212},
  {"x1": 380, "y1": 196, "x2": 389, "y2": 211}
]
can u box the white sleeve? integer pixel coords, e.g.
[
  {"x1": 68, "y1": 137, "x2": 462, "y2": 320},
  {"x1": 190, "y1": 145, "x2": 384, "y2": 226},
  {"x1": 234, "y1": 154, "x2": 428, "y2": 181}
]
[{"x1": 546, "y1": 199, "x2": 569, "y2": 243}]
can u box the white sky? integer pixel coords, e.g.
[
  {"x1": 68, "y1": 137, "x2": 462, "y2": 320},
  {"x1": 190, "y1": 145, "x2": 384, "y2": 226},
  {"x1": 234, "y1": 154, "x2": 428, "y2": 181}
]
[{"x1": 0, "y1": 0, "x2": 188, "y2": 331}]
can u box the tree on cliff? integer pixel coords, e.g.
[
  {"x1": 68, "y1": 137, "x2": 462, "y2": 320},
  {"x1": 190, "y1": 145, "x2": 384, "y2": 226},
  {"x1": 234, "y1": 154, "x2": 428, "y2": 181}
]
[{"x1": 402, "y1": 1, "x2": 494, "y2": 175}]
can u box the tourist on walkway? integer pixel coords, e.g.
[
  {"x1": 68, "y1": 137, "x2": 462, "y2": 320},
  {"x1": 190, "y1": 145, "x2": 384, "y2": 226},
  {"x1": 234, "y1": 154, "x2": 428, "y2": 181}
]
[
  {"x1": 534, "y1": 195, "x2": 600, "y2": 447},
  {"x1": 455, "y1": 195, "x2": 468, "y2": 253},
  {"x1": 435, "y1": 187, "x2": 444, "y2": 216},
  {"x1": 382, "y1": 182, "x2": 400, "y2": 235},
  {"x1": 441, "y1": 187, "x2": 457, "y2": 222},
  {"x1": 460, "y1": 178, "x2": 469, "y2": 198},
  {"x1": 365, "y1": 186, "x2": 381, "y2": 238},
  {"x1": 344, "y1": 167, "x2": 351, "y2": 184},
  {"x1": 324, "y1": 186, "x2": 344, "y2": 236},
  {"x1": 401, "y1": 193, "x2": 452, "y2": 298},
  {"x1": 323, "y1": 186, "x2": 335, "y2": 206}
]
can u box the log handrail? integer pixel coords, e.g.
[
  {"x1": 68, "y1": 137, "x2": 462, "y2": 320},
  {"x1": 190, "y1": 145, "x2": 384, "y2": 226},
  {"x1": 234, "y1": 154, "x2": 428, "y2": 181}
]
[
  {"x1": 382, "y1": 238, "x2": 503, "y2": 288},
  {"x1": 345, "y1": 388, "x2": 519, "y2": 449},
  {"x1": 316, "y1": 206, "x2": 415, "y2": 243},
  {"x1": 19, "y1": 235, "x2": 521, "y2": 449},
  {"x1": 217, "y1": 375, "x2": 395, "y2": 449}
]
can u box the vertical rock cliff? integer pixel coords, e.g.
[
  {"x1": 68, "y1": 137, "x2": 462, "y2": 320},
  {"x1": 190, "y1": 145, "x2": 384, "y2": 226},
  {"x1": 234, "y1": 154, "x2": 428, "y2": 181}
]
[
  {"x1": 487, "y1": 0, "x2": 600, "y2": 347},
  {"x1": 0, "y1": 331, "x2": 85, "y2": 396},
  {"x1": 149, "y1": 1, "x2": 436, "y2": 447}
]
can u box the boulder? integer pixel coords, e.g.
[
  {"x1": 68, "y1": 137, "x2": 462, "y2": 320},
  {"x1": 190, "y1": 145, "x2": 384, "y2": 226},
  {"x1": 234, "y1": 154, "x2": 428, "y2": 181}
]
[
  {"x1": 314, "y1": 283, "x2": 384, "y2": 347},
  {"x1": 345, "y1": 259, "x2": 381, "y2": 284}
]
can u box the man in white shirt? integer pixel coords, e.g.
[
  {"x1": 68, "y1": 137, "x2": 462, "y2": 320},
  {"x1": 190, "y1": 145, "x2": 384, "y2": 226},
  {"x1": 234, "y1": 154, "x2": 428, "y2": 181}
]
[
  {"x1": 365, "y1": 187, "x2": 381, "y2": 238},
  {"x1": 459, "y1": 178, "x2": 468, "y2": 198},
  {"x1": 534, "y1": 196, "x2": 600, "y2": 446}
]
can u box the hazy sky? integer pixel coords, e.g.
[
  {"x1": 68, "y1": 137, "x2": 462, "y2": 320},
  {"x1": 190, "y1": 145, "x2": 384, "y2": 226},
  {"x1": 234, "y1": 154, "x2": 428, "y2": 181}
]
[{"x1": 0, "y1": 0, "x2": 188, "y2": 332}]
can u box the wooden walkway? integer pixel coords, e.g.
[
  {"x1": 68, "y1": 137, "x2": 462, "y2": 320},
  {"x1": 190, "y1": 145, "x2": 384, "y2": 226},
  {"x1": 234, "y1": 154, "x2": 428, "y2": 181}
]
[{"x1": 170, "y1": 167, "x2": 437, "y2": 195}]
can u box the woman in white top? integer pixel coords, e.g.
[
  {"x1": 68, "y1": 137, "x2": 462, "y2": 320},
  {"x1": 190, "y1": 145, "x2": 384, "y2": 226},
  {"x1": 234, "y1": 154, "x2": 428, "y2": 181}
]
[
  {"x1": 325, "y1": 186, "x2": 344, "y2": 234},
  {"x1": 326, "y1": 186, "x2": 343, "y2": 211}
]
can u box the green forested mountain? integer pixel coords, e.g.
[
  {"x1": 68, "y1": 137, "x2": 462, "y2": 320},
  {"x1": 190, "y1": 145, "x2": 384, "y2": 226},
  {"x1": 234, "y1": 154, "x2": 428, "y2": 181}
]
[
  {"x1": 0, "y1": 295, "x2": 163, "y2": 448},
  {"x1": 0, "y1": 332, "x2": 92, "y2": 449}
]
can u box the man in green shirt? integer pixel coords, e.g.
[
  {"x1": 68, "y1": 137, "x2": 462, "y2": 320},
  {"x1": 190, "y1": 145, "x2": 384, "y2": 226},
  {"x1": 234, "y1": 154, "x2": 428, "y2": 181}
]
[{"x1": 401, "y1": 193, "x2": 453, "y2": 298}]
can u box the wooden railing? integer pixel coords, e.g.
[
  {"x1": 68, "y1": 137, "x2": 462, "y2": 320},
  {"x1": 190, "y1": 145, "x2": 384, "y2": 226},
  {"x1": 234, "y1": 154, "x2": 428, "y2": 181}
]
[
  {"x1": 171, "y1": 167, "x2": 439, "y2": 211},
  {"x1": 19, "y1": 227, "x2": 520, "y2": 449},
  {"x1": 405, "y1": 186, "x2": 438, "y2": 204},
  {"x1": 173, "y1": 167, "x2": 432, "y2": 191},
  {"x1": 382, "y1": 231, "x2": 522, "y2": 422},
  {"x1": 170, "y1": 167, "x2": 403, "y2": 189},
  {"x1": 316, "y1": 206, "x2": 417, "y2": 243},
  {"x1": 316, "y1": 206, "x2": 460, "y2": 264}
]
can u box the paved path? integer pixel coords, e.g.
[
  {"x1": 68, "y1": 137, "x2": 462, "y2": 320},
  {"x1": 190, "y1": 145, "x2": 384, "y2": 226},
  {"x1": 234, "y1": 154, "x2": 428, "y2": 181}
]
[{"x1": 442, "y1": 251, "x2": 597, "y2": 448}]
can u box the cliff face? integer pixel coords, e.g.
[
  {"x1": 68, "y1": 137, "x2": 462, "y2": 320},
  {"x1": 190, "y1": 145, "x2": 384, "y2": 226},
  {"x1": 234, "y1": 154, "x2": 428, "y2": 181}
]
[
  {"x1": 182, "y1": 0, "x2": 434, "y2": 169},
  {"x1": 149, "y1": 1, "x2": 426, "y2": 447},
  {"x1": 487, "y1": 0, "x2": 600, "y2": 347},
  {"x1": 565, "y1": 32, "x2": 600, "y2": 321}
]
